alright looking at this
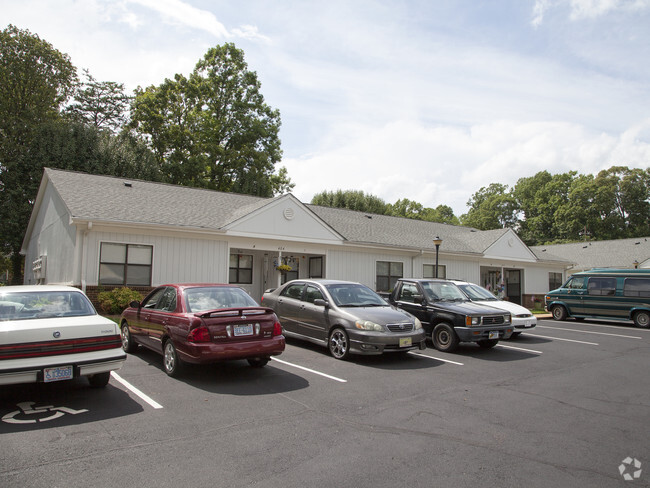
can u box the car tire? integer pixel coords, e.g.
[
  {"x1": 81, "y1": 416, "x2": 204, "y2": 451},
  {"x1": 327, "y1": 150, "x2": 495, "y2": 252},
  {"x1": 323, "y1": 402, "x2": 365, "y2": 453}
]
[
  {"x1": 163, "y1": 340, "x2": 184, "y2": 377},
  {"x1": 329, "y1": 328, "x2": 350, "y2": 360},
  {"x1": 247, "y1": 357, "x2": 269, "y2": 368},
  {"x1": 551, "y1": 305, "x2": 567, "y2": 321},
  {"x1": 633, "y1": 311, "x2": 650, "y2": 328},
  {"x1": 88, "y1": 372, "x2": 110, "y2": 388},
  {"x1": 477, "y1": 339, "x2": 498, "y2": 349},
  {"x1": 432, "y1": 323, "x2": 460, "y2": 352},
  {"x1": 121, "y1": 322, "x2": 138, "y2": 353}
]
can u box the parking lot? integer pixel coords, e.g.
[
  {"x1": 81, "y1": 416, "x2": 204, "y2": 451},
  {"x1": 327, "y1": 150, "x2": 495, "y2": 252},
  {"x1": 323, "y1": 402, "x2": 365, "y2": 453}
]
[{"x1": 1, "y1": 318, "x2": 648, "y2": 488}]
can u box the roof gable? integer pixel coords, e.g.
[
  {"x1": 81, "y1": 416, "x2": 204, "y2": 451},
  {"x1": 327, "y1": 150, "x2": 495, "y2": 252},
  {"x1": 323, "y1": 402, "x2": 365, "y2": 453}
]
[
  {"x1": 483, "y1": 229, "x2": 538, "y2": 261},
  {"x1": 224, "y1": 194, "x2": 344, "y2": 242}
]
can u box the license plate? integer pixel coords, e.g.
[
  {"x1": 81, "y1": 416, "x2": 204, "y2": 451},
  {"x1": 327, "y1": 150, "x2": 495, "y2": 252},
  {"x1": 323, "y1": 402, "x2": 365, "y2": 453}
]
[
  {"x1": 488, "y1": 331, "x2": 499, "y2": 339},
  {"x1": 44, "y1": 365, "x2": 73, "y2": 383},
  {"x1": 399, "y1": 337, "x2": 412, "y2": 348},
  {"x1": 525, "y1": 322, "x2": 533, "y2": 328},
  {"x1": 234, "y1": 324, "x2": 254, "y2": 336}
]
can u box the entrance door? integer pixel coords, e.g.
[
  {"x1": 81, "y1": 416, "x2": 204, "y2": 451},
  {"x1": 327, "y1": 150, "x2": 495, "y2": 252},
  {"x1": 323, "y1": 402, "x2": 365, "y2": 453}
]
[{"x1": 506, "y1": 270, "x2": 521, "y2": 305}]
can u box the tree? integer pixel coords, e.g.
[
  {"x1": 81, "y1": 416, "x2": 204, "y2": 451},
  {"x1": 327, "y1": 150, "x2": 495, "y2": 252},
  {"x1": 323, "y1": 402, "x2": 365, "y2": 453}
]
[
  {"x1": 0, "y1": 25, "x2": 77, "y2": 283},
  {"x1": 65, "y1": 69, "x2": 131, "y2": 133},
  {"x1": 311, "y1": 190, "x2": 388, "y2": 214},
  {"x1": 130, "y1": 43, "x2": 292, "y2": 197},
  {"x1": 424, "y1": 205, "x2": 461, "y2": 226},
  {"x1": 460, "y1": 183, "x2": 519, "y2": 230}
]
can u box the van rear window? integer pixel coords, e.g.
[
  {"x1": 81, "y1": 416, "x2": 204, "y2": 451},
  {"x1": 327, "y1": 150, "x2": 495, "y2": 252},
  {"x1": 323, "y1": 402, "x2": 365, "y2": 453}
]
[
  {"x1": 587, "y1": 277, "x2": 617, "y2": 296},
  {"x1": 623, "y1": 278, "x2": 650, "y2": 298}
]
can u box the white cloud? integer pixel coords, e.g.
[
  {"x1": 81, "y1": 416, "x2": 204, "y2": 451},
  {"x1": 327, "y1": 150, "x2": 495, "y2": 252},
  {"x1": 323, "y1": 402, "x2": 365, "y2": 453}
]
[
  {"x1": 127, "y1": 0, "x2": 229, "y2": 37},
  {"x1": 282, "y1": 119, "x2": 650, "y2": 215},
  {"x1": 532, "y1": 0, "x2": 650, "y2": 25}
]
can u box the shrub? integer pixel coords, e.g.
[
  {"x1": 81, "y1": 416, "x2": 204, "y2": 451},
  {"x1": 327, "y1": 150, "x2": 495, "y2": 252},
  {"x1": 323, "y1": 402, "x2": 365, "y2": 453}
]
[{"x1": 97, "y1": 287, "x2": 143, "y2": 315}]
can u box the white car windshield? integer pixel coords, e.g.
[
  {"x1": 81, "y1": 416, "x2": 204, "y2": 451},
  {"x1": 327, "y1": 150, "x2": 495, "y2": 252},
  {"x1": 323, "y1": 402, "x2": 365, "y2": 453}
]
[
  {"x1": 0, "y1": 290, "x2": 96, "y2": 321},
  {"x1": 459, "y1": 284, "x2": 498, "y2": 301}
]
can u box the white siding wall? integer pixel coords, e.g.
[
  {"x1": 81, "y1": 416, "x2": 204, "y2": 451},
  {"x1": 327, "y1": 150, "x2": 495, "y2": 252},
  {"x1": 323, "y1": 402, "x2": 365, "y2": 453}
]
[
  {"x1": 326, "y1": 248, "x2": 484, "y2": 290},
  {"x1": 23, "y1": 185, "x2": 77, "y2": 285},
  {"x1": 525, "y1": 265, "x2": 567, "y2": 295},
  {"x1": 84, "y1": 229, "x2": 229, "y2": 286}
]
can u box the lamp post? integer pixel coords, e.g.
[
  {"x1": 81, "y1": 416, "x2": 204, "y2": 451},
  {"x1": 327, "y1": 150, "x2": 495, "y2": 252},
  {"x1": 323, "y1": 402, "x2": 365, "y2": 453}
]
[{"x1": 433, "y1": 236, "x2": 442, "y2": 278}]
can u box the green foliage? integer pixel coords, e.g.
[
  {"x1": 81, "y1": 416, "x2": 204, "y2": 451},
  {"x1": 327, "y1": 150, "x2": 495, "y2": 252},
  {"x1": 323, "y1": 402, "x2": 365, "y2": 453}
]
[
  {"x1": 0, "y1": 25, "x2": 78, "y2": 283},
  {"x1": 460, "y1": 183, "x2": 519, "y2": 230},
  {"x1": 129, "y1": 43, "x2": 292, "y2": 197},
  {"x1": 311, "y1": 190, "x2": 388, "y2": 214},
  {"x1": 65, "y1": 69, "x2": 131, "y2": 133},
  {"x1": 97, "y1": 287, "x2": 143, "y2": 315}
]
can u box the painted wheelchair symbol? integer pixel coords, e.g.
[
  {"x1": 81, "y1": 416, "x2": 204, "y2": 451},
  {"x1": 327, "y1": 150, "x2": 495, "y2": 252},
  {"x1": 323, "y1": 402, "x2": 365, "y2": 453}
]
[{"x1": 2, "y1": 401, "x2": 88, "y2": 424}]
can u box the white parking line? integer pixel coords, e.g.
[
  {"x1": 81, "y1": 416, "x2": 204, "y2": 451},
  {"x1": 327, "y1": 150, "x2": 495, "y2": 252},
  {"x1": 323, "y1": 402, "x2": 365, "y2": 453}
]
[
  {"x1": 408, "y1": 351, "x2": 464, "y2": 365},
  {"x1": 526, "y1": 333, "x2": 599, "y2": 346},
  {"x1": 497, "y1": 344, "x2": 543, "y2": 354},
  {"x1": 111, "y1": 372, "x2": 164, "y2": 409},
  {"x1": 270, "y1": 357, "x2": 347, "y2": 383},
  {"x1": 537, "y1": 325, "x2": 642, "y2": 339}
]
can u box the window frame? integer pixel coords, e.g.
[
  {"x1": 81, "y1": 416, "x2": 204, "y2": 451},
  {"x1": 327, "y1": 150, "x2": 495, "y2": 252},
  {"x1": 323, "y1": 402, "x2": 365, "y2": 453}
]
[
  {"x1": 376, "y1": 261, "x2": 404, "y2": 292},
  {"x1": 99, "y1": 242, "x2": 153, "y2": 287},
  {"x1": 229, "y1": 253, "x2": 253, "y2": 285}
]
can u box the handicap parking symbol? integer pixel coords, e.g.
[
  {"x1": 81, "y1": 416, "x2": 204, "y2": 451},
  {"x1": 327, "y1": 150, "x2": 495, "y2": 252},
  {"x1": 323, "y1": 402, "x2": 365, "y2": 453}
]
[{"x1": 2, "y1": 401, "x2": 88, "y2": 424}]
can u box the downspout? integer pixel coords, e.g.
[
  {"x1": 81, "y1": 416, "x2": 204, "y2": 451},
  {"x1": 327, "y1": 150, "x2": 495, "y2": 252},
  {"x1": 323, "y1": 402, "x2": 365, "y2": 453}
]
[{"x1": 81, "y1": 222, "x2": 92, "y2": 293}]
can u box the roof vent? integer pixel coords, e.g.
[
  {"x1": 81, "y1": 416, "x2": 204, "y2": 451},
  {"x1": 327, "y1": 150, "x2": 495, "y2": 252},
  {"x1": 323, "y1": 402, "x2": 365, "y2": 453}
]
[
  {"x1": 283, "y1": 208, "x2": 295, "y2": 220},
  {"x1": 124, "y1": 182, "x2": 132, "y2": 188}
]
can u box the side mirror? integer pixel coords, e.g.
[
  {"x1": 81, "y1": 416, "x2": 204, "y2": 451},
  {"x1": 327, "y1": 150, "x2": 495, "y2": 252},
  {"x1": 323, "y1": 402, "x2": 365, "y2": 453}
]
[
  {"x1": 313, "y1": 299, "x2": 329, "y2": 307},
  {"x1": 129, "y1": 300, "x2": 141, "y2": 308}
]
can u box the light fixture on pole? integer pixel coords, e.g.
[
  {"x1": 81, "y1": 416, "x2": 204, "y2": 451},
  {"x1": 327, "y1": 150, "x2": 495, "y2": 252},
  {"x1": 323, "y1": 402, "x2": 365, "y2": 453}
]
[{"x1": 433, "y1": 236, "x2": 442, "y2": 278}]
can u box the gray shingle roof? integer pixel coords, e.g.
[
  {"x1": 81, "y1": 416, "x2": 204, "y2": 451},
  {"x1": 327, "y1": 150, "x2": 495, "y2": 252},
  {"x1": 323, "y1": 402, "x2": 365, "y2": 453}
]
[
  {"x1": 39, "y1": 168, "x2": 567, "y2": 261},
  {"x1": 45, "y1": 168, "x2": 267, "y2": 230},
  {"x1": 530, "y1": 238, "x2": 650, "y2": 270}
]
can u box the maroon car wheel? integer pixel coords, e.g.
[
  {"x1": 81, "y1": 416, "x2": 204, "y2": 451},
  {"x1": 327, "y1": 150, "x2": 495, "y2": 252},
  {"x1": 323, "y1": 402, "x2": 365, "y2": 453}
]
[{"x1": 163, "y1": 340, "x2": 184, "y2": 377}]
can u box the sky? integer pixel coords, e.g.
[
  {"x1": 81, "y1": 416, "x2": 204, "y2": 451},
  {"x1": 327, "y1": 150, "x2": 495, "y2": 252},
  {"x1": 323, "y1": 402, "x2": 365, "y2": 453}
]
[{"x1": 2, "y1": 0, "x2": 650, "y2": 215}]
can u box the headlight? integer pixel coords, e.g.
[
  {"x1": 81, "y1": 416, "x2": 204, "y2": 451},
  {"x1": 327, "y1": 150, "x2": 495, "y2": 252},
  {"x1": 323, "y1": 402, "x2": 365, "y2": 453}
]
[
  {"x1": 355, "y1": 320, "x2": 384, "y2": 331},
  {"x1": 465, "y1": 316, "x2": 481, "y2": 326},
  {"x1": 414, "y1": 317, "x2": 422, "y2": 330},
  {"x1": 504, "y1": 315, "x2": 511, "y2": 324}
]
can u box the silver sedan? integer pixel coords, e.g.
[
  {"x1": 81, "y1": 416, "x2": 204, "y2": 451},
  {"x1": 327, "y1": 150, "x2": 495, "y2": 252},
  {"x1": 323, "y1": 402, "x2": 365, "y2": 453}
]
[{"x1": 261, "y1": 279, "x2": 426, "y2": 359}]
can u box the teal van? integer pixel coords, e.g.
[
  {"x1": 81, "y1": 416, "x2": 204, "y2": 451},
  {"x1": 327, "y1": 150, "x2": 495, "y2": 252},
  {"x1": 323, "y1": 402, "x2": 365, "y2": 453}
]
[{"x1": 545, "y1": 269, "x2": 650, "y2": 328}]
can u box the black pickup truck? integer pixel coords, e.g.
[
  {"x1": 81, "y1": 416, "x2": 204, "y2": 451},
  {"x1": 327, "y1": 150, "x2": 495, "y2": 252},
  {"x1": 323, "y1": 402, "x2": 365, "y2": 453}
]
[{"x1": 383, "y1": 279, "x2": 513, "y2": 352}]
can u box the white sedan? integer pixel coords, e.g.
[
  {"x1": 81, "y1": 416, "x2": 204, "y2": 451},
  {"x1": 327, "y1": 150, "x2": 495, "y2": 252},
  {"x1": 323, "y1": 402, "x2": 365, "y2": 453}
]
[
  {"x1": 0, "y1": 285, "x2": 126, "y2": 387},
  {"x1": 454, "y1": 280, "x2": 537, "y2": 337}
]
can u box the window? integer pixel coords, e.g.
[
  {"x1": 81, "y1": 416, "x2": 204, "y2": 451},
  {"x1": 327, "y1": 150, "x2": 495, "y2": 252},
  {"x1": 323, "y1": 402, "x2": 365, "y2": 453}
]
[
  {"x1": 304, "y1": 285, "x2": 324, "y2": 303},
  {"x1": 281, "y1": 261, "x2": 299, "y2": 285},
  {"x1": 99, "y1": 243, "x2": 152, "y2": 286},
  {"x1": 549, "y1": 272, "x2": 563, "y2": 290},
  {"x1": 565, "y1": 276, "x2": 585, "y2": 290},
  {"x1": 423, "y1": 264, "x2": 447, "y2": 279},
  {"x1": 587, "y1": 277, "x2": 617, "y2": 296},
  {"x1": 281, "y1": 283, "x2": 305, "y2": 299},
  {"x1": 376, "y1": 261, "x2": 403, "y2": 292},
  {"x1": 309, "y1": 257, "x2": 323, "y2": 278},
  {"x1": 623, "y1": 278, "x2": 650, "y2": 298},
  {"x1": 397, "y1": 283, "x2": 421, "y2": 303},
  {"x1": 229, "y1": 254, "x2": 253, "y2": 284}
]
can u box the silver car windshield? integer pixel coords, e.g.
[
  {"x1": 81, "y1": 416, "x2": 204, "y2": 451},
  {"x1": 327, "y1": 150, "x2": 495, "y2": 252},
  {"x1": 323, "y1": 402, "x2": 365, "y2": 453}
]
[
  {"x1": 0, "y1": 291, "x2": 96, "y2": 321},
  {"x1": 459, "y1": 284, "x2": 498, "y2": 301},
  {"x1": 324, "y1": 284, "x2": 387, "y2": 307}
]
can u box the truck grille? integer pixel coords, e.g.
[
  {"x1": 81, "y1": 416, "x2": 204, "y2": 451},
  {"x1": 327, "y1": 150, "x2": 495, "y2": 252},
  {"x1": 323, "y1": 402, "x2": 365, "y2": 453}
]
[
  {"x1": 482, "y1": 316, "x2": 505, "y2": 325},
  {"x1": 386, "y1": 323, "x2": 414, "y2": 332}
]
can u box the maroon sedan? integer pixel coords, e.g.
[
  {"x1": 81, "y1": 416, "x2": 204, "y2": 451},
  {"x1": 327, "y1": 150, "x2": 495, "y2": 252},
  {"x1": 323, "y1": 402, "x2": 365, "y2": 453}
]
[{"x1": 120, "y1": 284, "x2": 285, "y2": 377}]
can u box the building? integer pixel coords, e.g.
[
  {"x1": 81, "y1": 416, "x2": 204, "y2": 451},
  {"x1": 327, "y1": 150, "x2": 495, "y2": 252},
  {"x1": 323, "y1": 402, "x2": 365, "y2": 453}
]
[
  {"x1": 531, "y1": 238, "x2": 650, "y2": 276},
  {"x1": 22, "y1": 169, "x2": 570, "y2": 307}
]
